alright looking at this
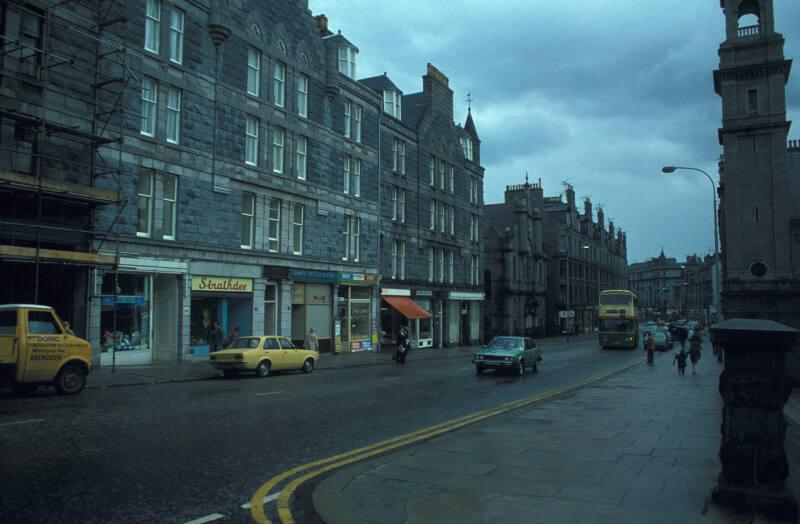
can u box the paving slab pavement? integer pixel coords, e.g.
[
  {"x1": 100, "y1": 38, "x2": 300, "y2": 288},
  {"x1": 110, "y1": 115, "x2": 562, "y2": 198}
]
[{"x1": 312, "y1": 338, "x2": 800, "y2": 524}]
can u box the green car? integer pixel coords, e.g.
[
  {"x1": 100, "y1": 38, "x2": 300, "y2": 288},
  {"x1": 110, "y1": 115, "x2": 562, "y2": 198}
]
[{"x1": 473, "y1": 336, "x2": 542, "y2": 376}]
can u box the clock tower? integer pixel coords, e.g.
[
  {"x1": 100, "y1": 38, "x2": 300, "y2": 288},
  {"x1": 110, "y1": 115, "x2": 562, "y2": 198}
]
[{"x1": 714, "y1": 0, "x2": 799, "y2": 325}]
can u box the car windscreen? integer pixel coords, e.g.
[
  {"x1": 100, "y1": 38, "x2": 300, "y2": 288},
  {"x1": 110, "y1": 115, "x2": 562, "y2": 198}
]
[
  {"x1": 229, "y1": 338, "x2": 260, "y2": 349},
  {"x1": 487, "y1": 337, "x2": 522, "y2": 350},
  {"x1": 599, "y1": 319, "x2": 633, "y2": 332}
]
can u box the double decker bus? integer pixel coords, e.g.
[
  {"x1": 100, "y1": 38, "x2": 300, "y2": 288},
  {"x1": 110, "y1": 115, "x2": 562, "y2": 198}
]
[{"x1": 598, "y1": 290, "x2": 639, "y2": 349}]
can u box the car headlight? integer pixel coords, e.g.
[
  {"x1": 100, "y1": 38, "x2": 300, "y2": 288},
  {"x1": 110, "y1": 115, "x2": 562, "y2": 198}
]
[{"x1": 505, "y1": 356, "x2": 512, "y2": 362}]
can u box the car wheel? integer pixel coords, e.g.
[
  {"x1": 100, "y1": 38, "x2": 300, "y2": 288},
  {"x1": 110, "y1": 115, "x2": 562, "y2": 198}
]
[
  {"x1": 302, "y1": 358, "x2": 314, "y2": 373},
  {"x1": 222, "y1": 370, "x2": 238, "y2": 379},
  {"x1": 516, "y1": 359, "x2": 525, "y2": 376},
  {"x1": 54, "y1": 364, "x2": 86, "y2": 396},
  {"x1": 475, "y1": 365, "x2": 484, "y2": 375},
  {"x1": 255, "y1": 361, "x2": 270, "y2": 378}
]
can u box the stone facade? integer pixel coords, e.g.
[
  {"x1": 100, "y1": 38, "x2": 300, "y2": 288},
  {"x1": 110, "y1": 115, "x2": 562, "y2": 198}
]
[
  {"x1": 483, "y1": 179, "x2": 547, "y2": 340},
  {"x1": 0, "y1": 1, "x2": 482, "y2": 363},
  {"x1": 541, "y1": 185, "x2": 629, "y2": 335},
  {"x1": 714, "y1": 0, "x2": 800, "y2": 375},
  {"x1": 629, "y1": 251, "x2": 719, "y2": 323},
  {"x1": 360, "y1": 65, "x2": 485, "y2": 348}
]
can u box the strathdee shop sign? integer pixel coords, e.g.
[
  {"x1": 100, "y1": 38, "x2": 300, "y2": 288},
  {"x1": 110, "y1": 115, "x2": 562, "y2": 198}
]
[{"x1": 191, "y1": 276, "x2": 253, "y2": 293}]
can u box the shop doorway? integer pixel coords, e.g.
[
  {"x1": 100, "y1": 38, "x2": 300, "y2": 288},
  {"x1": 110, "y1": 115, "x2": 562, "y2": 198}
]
[
  {"x1": 460, "y1": 304, "x2": 469, "y2": 346},
  {"x1": 153, "y1": 275, "x2": 179, "y2": 361}
]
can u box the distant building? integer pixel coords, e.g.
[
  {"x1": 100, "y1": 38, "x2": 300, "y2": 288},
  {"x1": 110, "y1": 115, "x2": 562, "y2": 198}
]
[
  {"x1": 629, "y1": 251, "x2": 683, "y2": 320},
  {"x1": 714, "y1": 2, "x2": 799, "y2": 334},
  {"x1": 629, "y1": 251, "x2": 718, "y2": 322},
  {"x1": 541, "y1": 185, "x2": 629, "y2": 335},
  {"x1": 483, "y1": 179, "x2": 547, "y2": 340}
]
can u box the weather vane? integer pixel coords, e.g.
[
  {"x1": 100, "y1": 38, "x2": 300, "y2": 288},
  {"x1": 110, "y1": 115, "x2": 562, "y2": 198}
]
[{"x1": 466, "y1": 92, "x2": 473, "y2": 111}]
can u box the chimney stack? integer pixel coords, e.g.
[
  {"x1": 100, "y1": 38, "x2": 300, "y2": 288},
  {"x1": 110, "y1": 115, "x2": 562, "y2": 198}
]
[{"x1": 314, "y1": 14, "x2": 328, "y2": 34}]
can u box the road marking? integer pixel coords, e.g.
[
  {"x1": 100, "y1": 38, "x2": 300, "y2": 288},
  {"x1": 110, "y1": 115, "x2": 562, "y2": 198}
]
[
  {"x1": 183, "y1": 513, "x2": 224, "y2": 524},
  {"x1": 0, "y1": 418, "x2": 44, "y2": 427},
  {"x1": 241, "y1": 492, "x2": 280, "y2": 509},
  {"x1": 250, "y1": 359, "x2": 642, "y2": 524},
  {"x1": 459, "y1": 366, "x2": 471, "y2": 370},
  {"x1": 256, "y1": 391, "x2": 283, "y2": 396}
]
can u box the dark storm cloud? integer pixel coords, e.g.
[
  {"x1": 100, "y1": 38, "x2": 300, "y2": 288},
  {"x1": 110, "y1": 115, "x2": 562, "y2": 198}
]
[{"x1": 310, "y1": 0, "x2": 800, "y2": 262}]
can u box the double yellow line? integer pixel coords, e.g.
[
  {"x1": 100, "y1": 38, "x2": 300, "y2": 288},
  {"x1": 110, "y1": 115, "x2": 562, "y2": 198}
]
[{"x1": 249, "y1": 359, "x2": 641, "y2": 523}]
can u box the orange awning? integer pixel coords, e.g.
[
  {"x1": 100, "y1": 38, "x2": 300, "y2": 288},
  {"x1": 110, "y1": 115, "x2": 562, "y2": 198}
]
[{"x1": 383, "y1": 296, "x2": 431, "y2": 320}]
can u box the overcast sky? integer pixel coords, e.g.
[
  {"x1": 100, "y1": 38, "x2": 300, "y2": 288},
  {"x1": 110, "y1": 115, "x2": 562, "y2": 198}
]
[{"x1": 309, "y1": 0, "x2": 800, "y2": 263}]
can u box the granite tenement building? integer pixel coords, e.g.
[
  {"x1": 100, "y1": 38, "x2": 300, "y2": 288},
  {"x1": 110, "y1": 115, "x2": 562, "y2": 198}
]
[
  {"x1": 0, "y1": 0, "x2": 483, "y2": 364},
  {"x1": 541, "y1": 185, "x2": 628, "y2": 335},
  {"x1": 483, "y1": 179, "x2": 547, "y2": 339},
  {"x1": 629, "y1": 250, "x2": 719, "y2": 323}
]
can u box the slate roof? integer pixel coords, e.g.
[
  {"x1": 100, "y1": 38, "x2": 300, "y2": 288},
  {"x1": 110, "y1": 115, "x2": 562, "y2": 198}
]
[
  {"x1": 464, "y1": 109, "x2": 479, "y2": 141},
  {"x1": 402, "y1": 92, "x2": 427, "y2": 128},
  {"x1": 484, "y1": 203, "x2": 516, "y2": 232},
  {"x1": 359, "y1": 74, "x2": 400, "y2": 95}
]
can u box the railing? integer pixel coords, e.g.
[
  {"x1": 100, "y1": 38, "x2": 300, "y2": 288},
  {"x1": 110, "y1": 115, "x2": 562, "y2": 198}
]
[{"x1": 737, "y1": 24, "x2": 759, "y2": 37}]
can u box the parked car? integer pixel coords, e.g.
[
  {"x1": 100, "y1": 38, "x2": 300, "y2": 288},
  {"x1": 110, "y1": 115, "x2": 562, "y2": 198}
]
[
  {"x1": 656, "y1": 326, "x2": 673, "y2": 349},
  {"x1": 651, "y1": 330, "x2": 669, "y2": 351},
  {"x1": 209, "y1": 336, "x2": 318, "y2": 378},
  {"x1": 473, "y1": 336, "x2": 541, "y2": 376}
]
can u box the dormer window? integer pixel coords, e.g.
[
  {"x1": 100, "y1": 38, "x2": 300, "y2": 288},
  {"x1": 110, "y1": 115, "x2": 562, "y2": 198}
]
[
  {"x1": 460, "y1": 137, "x2": 473, "y2": 161},
  {"x1": 383, "y1": 89, "x2": 402, "y2": 119},
  {"x1": 338, "y1": 45, "x2": 357, "y2": 79}
]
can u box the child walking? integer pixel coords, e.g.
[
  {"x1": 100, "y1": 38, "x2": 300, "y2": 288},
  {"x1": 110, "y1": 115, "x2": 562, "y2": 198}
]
[{"x1": 673, "y1": 348, "x2": 688, "y2": 375}]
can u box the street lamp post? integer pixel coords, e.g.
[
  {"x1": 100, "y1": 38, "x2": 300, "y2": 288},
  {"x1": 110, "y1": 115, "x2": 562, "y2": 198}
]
[{"x1": 662, "y1": 165, "x2": 721, "y2": 323}]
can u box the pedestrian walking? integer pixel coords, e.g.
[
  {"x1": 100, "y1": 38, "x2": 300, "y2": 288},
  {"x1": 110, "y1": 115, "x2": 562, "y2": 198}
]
[
  {"x1": 688, "y1": 339, "x2": 701, "y2": 374},
  {"x1": 645, "y1": 332, "x2": 655, "y2": 365},
  {"x1": 210, "y1": 321, "x2": 224, "y2": 353},
  {"x1": 395, "y1": 326, "x2": 410, "y2": 365},
  {"x1": 224, "y1": 325, "x2": 241, "y2": 348},
  {"x1": 673, "y1": 348, "x2": 688, "y2": 375},
  {"x1": 678, "y1": 327, "x2": 687, "y2": 349},
  {"x1": 305, "y1": 327, "x2": 319, "y2": 352}
]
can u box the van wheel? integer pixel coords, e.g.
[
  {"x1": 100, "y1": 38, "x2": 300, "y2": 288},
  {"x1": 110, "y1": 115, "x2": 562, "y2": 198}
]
[
  {"x1": 54, "y1": 364, "x2": 86, "y2": 396},
  {"x1": 255, "y1": 361, "x2": 270, "y2": 378},
  {"x1": 11, "y1": 383, "x2": 38, "y2": 396},
  {"x1": 302, "y1": 358, "x2": 314, "y2": 373}
]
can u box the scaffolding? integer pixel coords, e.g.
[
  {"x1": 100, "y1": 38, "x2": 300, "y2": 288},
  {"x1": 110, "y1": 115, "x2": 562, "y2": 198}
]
[{"x1": 0, "y1": 0, "x2": 129, "y2": 306}]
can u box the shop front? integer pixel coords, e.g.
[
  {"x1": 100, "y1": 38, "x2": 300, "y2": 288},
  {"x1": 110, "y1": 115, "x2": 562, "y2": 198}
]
[
  {"x1": 338, "y1": 272, "x2": 379, "y2": 352},
  {"x1": 99, "y1": 272, "x2": 153, "y2": 366},
  {"x1": 448, "y1": 291, "x2": 484, "y2": 347},
  {"x1": 380, "y1": 288, "x2": 432, "y2": 350},
  {"x1": 189, "y1": 275, "x2": 253, "y2": 358},
  {"x1": 263, "y1": 265, "x2": 292, "y2": 337},
  {"x1": 290, "y1": 268, "x2": 336, "y2": 352}
]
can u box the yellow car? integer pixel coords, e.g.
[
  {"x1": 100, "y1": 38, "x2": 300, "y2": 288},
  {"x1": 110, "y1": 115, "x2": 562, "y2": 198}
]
[{"x1": 209, "y1": 336, "x2": 319, "y2": 379}]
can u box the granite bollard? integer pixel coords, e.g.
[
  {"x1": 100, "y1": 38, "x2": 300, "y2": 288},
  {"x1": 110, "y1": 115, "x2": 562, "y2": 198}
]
[{"x1": 711, "y1": 319, "x2": 799, "y2": 520}]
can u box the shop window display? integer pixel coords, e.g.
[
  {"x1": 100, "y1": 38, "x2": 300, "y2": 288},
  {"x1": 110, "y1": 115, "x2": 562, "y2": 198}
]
[
  {"x1": 338, "y1": 286, "x2": 372, "y2": 351},
  {"x1": 99, "y1": 273, "x2": 151, "y2": 353}
]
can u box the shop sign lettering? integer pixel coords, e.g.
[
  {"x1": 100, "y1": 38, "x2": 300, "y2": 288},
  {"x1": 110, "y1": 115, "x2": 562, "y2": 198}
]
[
  {"x1": 192, "y1": 276, "x2": 253, "y2": 293},
  {"x1": 339, "y1": 273, "x2": 379, "y2": 286}
]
